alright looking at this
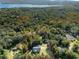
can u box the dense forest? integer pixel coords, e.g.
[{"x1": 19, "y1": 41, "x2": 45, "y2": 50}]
[{"x1": 0, "y1": 6, "x2": 79, "y2": 59}]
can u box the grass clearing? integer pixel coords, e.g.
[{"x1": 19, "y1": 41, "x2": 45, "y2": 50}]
[
  {"x1": 4, "y1": 50, "x2": 14, "y2": 59},
  {"x1": 39, "y1": 44, "x2": 48, "y2": 56},
  {"x1": 69, "y1": 40, "x2": 77, "y2": 51}
]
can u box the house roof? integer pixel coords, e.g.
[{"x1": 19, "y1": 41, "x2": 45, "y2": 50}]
[
  {"x1": 33, "y1": 45, "x2": 40, "y2": 48},
  {"x1": 66, "y1": 34, "x2": 75, "y2": 40},
  {"x1": 32, "y1": 45, "x2": 40, "y2": 52}
]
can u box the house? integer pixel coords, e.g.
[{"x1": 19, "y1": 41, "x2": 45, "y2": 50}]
[
  {"x1": 32, "y1": 45, "x2": 40, "y2": 53},
  {"x1": 66, "y1": 34, "x2": 75, "y2": 41}
]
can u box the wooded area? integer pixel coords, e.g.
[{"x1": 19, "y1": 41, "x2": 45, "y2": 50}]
[{"x1": 0, "y1": 7, "x2": 79, "y2": 59}]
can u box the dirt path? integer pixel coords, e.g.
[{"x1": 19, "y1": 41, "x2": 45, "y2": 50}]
[{"x1": 46, "y1": 40, "x2": 55, "y2": 59}]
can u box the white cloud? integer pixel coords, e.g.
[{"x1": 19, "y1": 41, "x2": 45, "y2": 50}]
[
  {"x1": 49, "y1": 0, "x2": 67, "y2": 1},
  {"x1": 50, "y1": 0, "x2": 79, "y2": 1},
  {"x1": 50, "y1": 0, "x2": 55, "y2": 1},
  {"x1": 73, "y1": 0, "x2": 79, "y2": 1}
]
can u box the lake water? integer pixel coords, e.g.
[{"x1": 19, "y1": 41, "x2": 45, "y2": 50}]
[{"x1": 0, "y1": 4, "x2": 63, "y2": 8}]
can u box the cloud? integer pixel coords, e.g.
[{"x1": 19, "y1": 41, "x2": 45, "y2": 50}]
[
  {"x1": 49, "y1": 0, "x2": 79, "y2": 1},
  {"x1": 50, "y1": 0, "x2": 79, "y2": 1},
  {"x1": 73, "y1": 0, "x2": 79, "y2": 1},
  {"x1": 50, "y1": 0, "x2": 55, "y2": 1},
  {"x1": 0, "y1": 0, "x2": 79, "y2": 4}
]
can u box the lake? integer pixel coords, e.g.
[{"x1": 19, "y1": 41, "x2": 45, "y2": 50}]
[{"x1": 0, "y1": 4, "x2": 63, "y2": 8}]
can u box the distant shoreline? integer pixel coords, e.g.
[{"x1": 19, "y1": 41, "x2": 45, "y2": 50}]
[{"x1": 0, "y1": 4, "x2": 64, "y2": 8}]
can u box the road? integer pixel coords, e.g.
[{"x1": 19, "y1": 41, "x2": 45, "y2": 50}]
[{"x1": 45, "y1": 39, "x2": 55, "y2": 59}]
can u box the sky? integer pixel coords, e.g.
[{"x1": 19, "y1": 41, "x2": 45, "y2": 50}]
[
  {"x1": 0, "y1": 0, "x2": 79, "y2": 4},
  {"x1": 49, "y1": 0, "x2": 79, "y2": 1},
  {"x1": 0, "y1": 0, "x2": 79, "y2": 2}
]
